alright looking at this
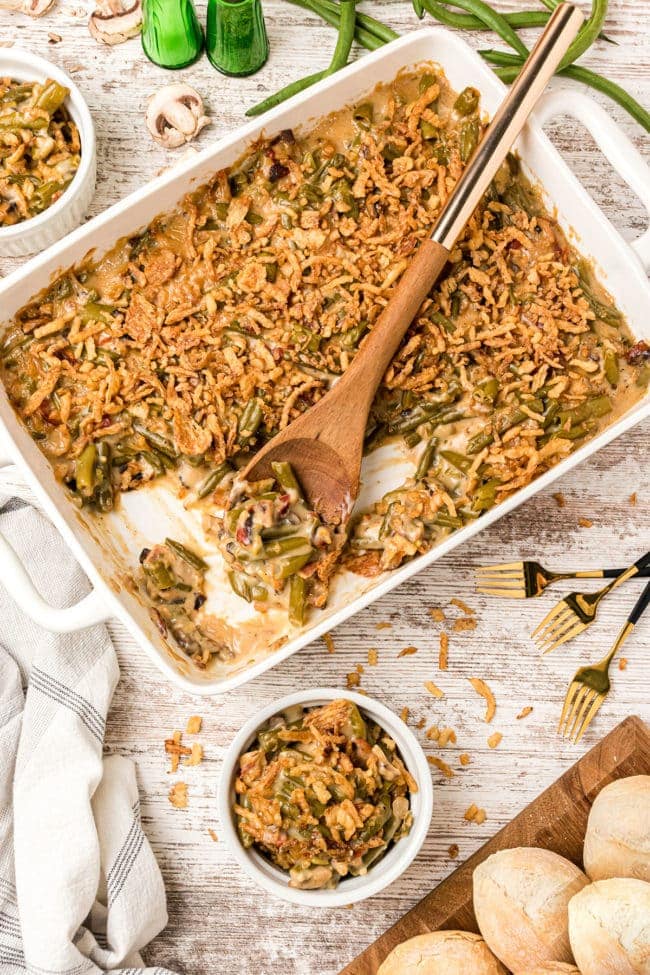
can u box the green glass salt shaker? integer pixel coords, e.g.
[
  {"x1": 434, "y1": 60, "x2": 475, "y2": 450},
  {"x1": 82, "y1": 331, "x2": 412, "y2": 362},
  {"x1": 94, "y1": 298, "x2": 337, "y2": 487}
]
[
  {"x1": 141, "y1": 0, "x2": 204, "y2": 70},
  {"x1": 206, "y1": 0, "x2": 269, "y2": 77}
]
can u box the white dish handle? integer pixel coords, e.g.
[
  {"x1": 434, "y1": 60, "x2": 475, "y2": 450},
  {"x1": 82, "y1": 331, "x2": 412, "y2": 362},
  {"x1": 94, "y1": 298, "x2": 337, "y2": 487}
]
[{"x1": 533, "y1": 90, "x2": 650, "y2": 272}]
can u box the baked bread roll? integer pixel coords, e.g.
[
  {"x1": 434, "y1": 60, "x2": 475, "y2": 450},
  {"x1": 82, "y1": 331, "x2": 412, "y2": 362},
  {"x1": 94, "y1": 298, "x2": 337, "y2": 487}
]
[
  {"x1": 568, "y1": 877, "x2": 650, "y2": 974},
  {"x1": 514, "y1": 966, "x2": 580, "y2": 974},
  {"x1": 473, "y1": 847, "x2": 589, "y2": 971},
  {"x1": 376, "y1": 931, "x2": 507, "y2": 974},
  {"x1": 584, "y1": 775, "x2": 650, "y2": 882}
]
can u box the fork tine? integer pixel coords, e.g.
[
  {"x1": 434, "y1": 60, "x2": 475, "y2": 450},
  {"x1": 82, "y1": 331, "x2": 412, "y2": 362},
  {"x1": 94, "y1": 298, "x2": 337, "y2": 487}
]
[
  {"x1": 477, "y1": 588, "x2": 527, "y2": 598},
  {"x1": 558, "y1": 681, "x2": 586, "y2": 737},
  {"x1": 531, "y1": 599, "x2": 571, "y2": 638},
  {"x1": 475, "y1": 570, "x2": 525, "y2": 580},
  {"x1": 476, "y1": 562, "x2": 524, "y2": 573},
  {"x1": 533, "y1": 604, "x2": 574, "y2": 644},
  {"x1": 540, "y1": 620, "x2": 587, "y2": 655},
  {"x1": 558, "y1": 680, "x2": 580, "y2": 736},
  {"x1": 474, "y1": 575, "x2": 523, "y2": 585},
  {"x1": 573, "y1": 693, "x2": 605, "y2": 744},
  {"x1": 568, "y1": 687, "x2": 597, "y2": 742}
]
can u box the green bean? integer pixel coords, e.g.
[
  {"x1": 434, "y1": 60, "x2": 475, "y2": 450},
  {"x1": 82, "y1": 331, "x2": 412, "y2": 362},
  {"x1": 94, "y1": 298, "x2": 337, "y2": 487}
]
[
  {"x1": 289, "y1": 573, "x2": 307, "y2": 626},
  {"x1": 197, "y1": 462, "x2": 233, "y2": 499},
  {"x1": 342, "y1": 320, "x2": 369, "y2": 349},
  {"x1": 419, "y1": 119, "x2": 438, "y2": 141},
  {"x1": 474, "y1": 376, "x2": 499, "y2": 405},
  {"x1": 432, "y1": 511, "x2": 464, "y2": 529},
  {"x1": 31, "y1": 180, "x2": 68, "y2": 214},
  {"x1": 460, "y1": 117, "x2": 480, "y2": 161},
  {"x1": 415, "y1": 437, "x2": 438, "y2": 480},
  {"x1": 353, "y1": 102, "x2": 374, "y2": 128},
  {"x1": 228, "y1": 570, "x2": 254, "y2": 602},
  {"x1": 559, "y1": 0, "x2": 608, "y2": 72},
  {"x1": 558, "y1": 395, "x2": 612, "y2": 426},
  {"x1": 238, "y1": 398, "x2": 263, "y2": 442},
  {"x1": 94, "y1": 442, "x2": 114, "y2": 512},
  {"x1": 35, "y1": 81, "x2": 69, "y2": 115},
  {"x1": 271, "y1": 460, "x2": 303, "y2": 497},
  {"x1": 426, "y1": 0, "x2": 529, "y2": 57},
  {"x1": 261, "y1": 523, "x2": 302, "y2": 540},
  {"x1": 133, "y1": 422, "x2": 178, "y2": 460},
  {"x1": 80, "y1": 301, "x2": 116, "y2": 325},
  {"x1": 75, "y1": 443, "x2": 97, "y2": 493},
  {"x1": 258, "y1": 728, "x2": 282, "y2": 753},
  {"x1": 421, "y1": 0, "x2": 550, "y2": 31},
  {"x1": 1, "y1": 331, "x2": 32, "y2": 360},
  {"x1": 467, "y1": 407, "x2": 527, "y2": 454},
  {"x1": 165, "y1": 538, "x2": 208, "y2": 572},
  {"x1": 604, "y1": 351, "x2": 620, "y2": 386},
  {"x1": 143, "y1": 561, "x2": 176, "y2": 590},
  {"x1": 276, "y1": 551, "x2": 314, "y2": 580},
  {"x1": 454, "y1": 86, "x2": 480, "y2": 116},
  {"x1": 0, "y1": 115, "x2": 48, "y2": 133},
  {"x1": 472, "y1": 477, "x2": 500, "y2": 512},
  {"x1": 429, "y1": 310, "x2": 456, "y2": 333},
  {"x1": 245, "y1": 210, "x2": 263, "y2": 226},
  {"x1": 265, "y1": 262, "x2": 278, "y2": 283},
  {"x1": 440, "y1": 449, "x2": 472, "y2": 472},
  {"x1": 247, "y1": 69, "x2": 327, "y2": 118},
  {"x1": 265, "y1": 536, "x2": 312, "y2": 558},
  {"x1": 551, "y1": 422, "x2": 591, "y2": 442}
]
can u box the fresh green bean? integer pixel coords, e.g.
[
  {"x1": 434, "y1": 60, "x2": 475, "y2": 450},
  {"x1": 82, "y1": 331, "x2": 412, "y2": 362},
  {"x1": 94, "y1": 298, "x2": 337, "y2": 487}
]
[
  {"x1": 426, "y1": 0, "x2": 529, "y2": 57},
  {"x1": 165, "y1": 538, "x2": 208, "y2": 572},
  {"x1": 421, "y1": 0, "x2": 550, "y2": 31}
]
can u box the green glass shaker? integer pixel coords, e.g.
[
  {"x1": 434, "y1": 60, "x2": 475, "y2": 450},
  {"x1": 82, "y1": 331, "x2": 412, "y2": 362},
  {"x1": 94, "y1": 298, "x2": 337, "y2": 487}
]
[
  {"x1": 206, "y1": 0, "x2": 269, "y2": 77},
  {"x1": 141, "y1": 0, "x2": 204, "y2": 70}
]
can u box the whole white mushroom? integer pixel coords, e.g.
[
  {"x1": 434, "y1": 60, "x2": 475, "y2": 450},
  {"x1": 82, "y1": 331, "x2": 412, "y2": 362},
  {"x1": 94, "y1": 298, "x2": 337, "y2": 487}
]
[
  {"x1": 473, "y1": 847, "x2": 589, "y2": 971},
  {"x1": 377, "y1": 931, "x2": 507, "y2": 975},
  {"x1": 584, "y1": 776, "x2": 650, "y2": 882},
  {"x1": 569, "y1": 878, "x2": 650, "y2": 975},
  {"x1": 145, "y1": 85, "x2": 210, "y2": 149}
]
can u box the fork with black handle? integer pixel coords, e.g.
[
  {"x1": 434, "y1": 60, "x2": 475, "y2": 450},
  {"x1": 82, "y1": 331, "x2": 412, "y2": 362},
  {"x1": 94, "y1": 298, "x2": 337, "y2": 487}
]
[
  {"x1": 558, "y1": 578, "x2": 650, "y2": 744},
  {"x1": 476, "y1": 561, "x2": 650, "y2": 599}
]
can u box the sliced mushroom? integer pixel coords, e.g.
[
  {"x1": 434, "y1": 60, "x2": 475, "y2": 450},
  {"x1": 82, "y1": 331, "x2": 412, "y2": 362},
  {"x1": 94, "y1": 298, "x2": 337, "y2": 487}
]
[
  {"x1": 0, "y1": 0, "x2": 56, "y2": 15},
  {"x1": 89, "y1": 0, "x2": 142, "y2": 45},
  {"x1": 145, "y1": 84, "x2": 210, "y2": 149}
]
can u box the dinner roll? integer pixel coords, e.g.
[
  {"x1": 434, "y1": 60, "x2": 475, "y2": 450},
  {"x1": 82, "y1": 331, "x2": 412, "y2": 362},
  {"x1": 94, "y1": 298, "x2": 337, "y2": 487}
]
[
  {"x1": 514, "y1": 966, "x2": 581, "y2": 974},
  {"x1": 583, "y1": 776, "x2": 650, "y2": 882},
  {"x1": 568, "y1": 877, "x2": 650, "y2": 975},
  {"x1": 376, "y1": 931, "x2": 507, "y2": 975},
  {"x1": 473, "y1": 847, "x2": 589, "y2": 971}
]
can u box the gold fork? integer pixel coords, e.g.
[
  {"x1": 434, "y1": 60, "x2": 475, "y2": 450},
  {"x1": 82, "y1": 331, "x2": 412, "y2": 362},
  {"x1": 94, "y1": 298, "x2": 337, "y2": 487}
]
[
  {"x1": 532, "y1": 551, "x2": 650, "y2": 654},
  {"x1": 558, "y1": 579, "x2": 650, "y2": 743},
  {"x1": 475, "y1": 561, "x2": 649, "y2": 599}
]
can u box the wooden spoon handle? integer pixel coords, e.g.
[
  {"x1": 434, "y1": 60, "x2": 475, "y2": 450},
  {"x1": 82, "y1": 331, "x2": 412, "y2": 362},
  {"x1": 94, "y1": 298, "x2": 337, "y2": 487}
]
[{"x1": 338, "y1": 237, "x2": 450, "y2": 413}]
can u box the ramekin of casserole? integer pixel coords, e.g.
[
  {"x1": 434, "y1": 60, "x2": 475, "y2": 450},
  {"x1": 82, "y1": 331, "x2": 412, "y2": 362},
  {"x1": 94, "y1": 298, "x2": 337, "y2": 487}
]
[
  {"x1": 0, "y1": 28, "x2": 648, "y2": 695},
  {"x1": 0, "y1": 49, "x2": 96, "y2": 258}
]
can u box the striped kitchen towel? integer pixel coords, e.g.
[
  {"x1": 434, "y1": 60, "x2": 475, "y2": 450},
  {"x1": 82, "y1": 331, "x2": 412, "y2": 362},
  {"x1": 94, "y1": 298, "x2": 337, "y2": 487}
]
[{"x1": 0, "y1": 480, "x2": 177, "y2": 975}]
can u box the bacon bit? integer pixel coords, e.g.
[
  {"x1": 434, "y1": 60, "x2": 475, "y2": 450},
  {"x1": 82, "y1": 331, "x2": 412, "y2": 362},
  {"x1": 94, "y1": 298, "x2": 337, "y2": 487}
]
[
  {"x1": 368, "y1": 647, "x2": 378, "y2": 666},
  {"x1": 186, "y1": 715, "x2": 202, "y2": 734},
  {"x1": 168, "y1": 782, "x2": 188, "y2": 809},
  {"x1": 448, "y1": 843, "x2": 459, "y2": 859},
  {"x1": 516, "y1": 706, "x2": 533, "y2": 720},
  {"x1": 424, "y1": 680, "x2": 444, "y2": 699},
  {"x1": 430, "y1": 608, "x2": 446, "y2": 623},
  {"x1": 398, "y1": 645, "x2": 418, "y2": 657},
  {"x1": 578, "y1": 517, "x2": 593, "y2": 528},
  {"x1": 187, "y1": 742, "x2": 203, "y2": 766},
  {"x1": 464, "y1": 803, "x2": 486, "y2": 824},
  {"x1": 487, "y1": 732, "x2": 502, "y2": 749},
  {"x1": 428, "y1": 756, "x2": 454, "y2": 778},
  {"x1": 346, "y1": 671, "x2": 361, "y2": 688},
  {"x1": 553, "y1": 491, "x2": 566, "y2": 508},
  {"x1": 400, "y1": 707, "x2": 410, "y2": 724},
  {"x1": 629, "y1": 493, "x2": 637, "y2": 506},
  {"x1": 208, "y1": 828, "x2": 219, "y2": 842},
  {"x1": 323, "y1": 633, "x2": 335, "y2": 654},
  {"x1": 438, "y1": 632, "x2": 449, "y2": 670},
  {"x1": 375, "y1": 621, "x2": 392, "y2": 630},
  {"x1": 450, "y1": 597, "x2": 474, "y2": 617},
  {"x1": 469, "y1": 677, "x2": 496, "y2": 723},
  {"x1": 619, "y1": 657, "x2": 628, "y2": 671},
  {"x1": 459, "y1": 753, "x2": 471, "y2": 766},
  {"x1": 453, "y1": 617, "x2": 477, "y2": 632}
]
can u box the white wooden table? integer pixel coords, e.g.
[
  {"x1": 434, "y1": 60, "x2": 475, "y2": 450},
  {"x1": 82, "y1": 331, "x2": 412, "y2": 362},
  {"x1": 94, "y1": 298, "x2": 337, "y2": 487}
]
[{"x1": 1, "y1": 3, "x2": 649, "y2": 973}]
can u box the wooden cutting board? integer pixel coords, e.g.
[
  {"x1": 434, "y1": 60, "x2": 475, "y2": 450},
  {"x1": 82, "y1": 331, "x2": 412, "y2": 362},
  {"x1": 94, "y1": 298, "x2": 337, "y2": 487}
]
[{"x1": 340, "y1": 715, "x2": 650, "y2": 975}]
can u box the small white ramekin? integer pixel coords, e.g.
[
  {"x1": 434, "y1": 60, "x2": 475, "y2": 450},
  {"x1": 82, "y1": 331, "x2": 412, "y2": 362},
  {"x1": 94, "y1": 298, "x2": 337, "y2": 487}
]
[
  {"x1": 218, "y1": 688, "x2": 434, "y2": 907},
  {"x1": 0, "y1": 49, "x2": 96, "y2": 258}
]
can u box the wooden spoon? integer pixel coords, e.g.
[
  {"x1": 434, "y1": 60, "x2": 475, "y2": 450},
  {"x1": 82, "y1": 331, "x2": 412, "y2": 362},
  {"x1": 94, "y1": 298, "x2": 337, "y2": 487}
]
[{"x1": 243, "y1": 3, "x2": 584, "y2": 524}]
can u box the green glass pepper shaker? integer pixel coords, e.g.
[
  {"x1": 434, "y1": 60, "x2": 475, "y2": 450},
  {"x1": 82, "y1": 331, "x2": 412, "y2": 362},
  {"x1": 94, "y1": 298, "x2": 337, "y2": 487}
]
[
  {"x1": 206, "y1": 0, "x2": 269, "y2": 77},
  {"x1": 141, "y1": 0, "x2": 204, "y2": 70}
]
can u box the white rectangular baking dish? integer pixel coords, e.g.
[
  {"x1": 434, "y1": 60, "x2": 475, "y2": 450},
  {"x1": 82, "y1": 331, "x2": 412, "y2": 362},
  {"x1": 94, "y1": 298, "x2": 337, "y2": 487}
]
[{"x1": 1, "y1": 28, "x2": 649, "y2": 696}]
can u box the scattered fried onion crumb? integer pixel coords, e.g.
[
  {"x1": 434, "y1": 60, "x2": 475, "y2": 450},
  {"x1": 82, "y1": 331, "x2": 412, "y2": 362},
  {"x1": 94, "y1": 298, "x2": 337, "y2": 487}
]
[
  {"x1": 424, "y1": 680, "x2": 444, "y2": 699},
  {"x1": 438, "y1": 632, "x2": 449, "y2": 670},
  {"x1": 375, "y1": 621, "x2": 393, "y2": 630},
  {"x1": 187, "y1": 742, "x2": 203, "y2": 766},
  {"x1": 400, "y1": 707, "x2": 410, "y2": 724},
  {"x1": 448, "y1": 843, "x2": 459, "y2": 859},
  {"x1": 578, "y1": 517, "x2": 593, "y2": 528},
  {"x1": 629, "y1": 493, "x2": 637, "y2": 506},
  {"x1": 208, "y1": 828, "x2": 219, "y2": 842},
  {"x1": 346, "y1": 671, "x2": 361, "y2": 688},
  {"x1": 619, "y1": 657, "x2": 628, "y2": 671},
  {"x1": 553, "y1": 491, "x2": 566, "y2": 507},
  {"x1": 323, "y1": 633, "x2": 335, "y2": 654},
  {"x1": 398, "y1": 645, "x2": 418, "y2": 657},
  {"x1": 487, "y1": 732, "x2": 503, "y2": 749},
  {"x1": 168, "y1": 782, "x2": 188, "y2": 809},
  {"x1": 469, "y1": 677, "x2": 496, "y2": 723},
  {"x1": 464, "y1": 803, "x2": 486, "y2": 824},
  {"x1": 416, "y1": 717, "x2": 426, "y2": 730},
  {"x1": 368, "y1": 647, "x2": 378, "y2": 666},
  {"x1": 428, "y1": 756, "x2": 454, "y2": 778},
  {"x1": 459, "y1": 753, "x2": 471, "y2": 766},
  {"x1": 516, "y1": 706, "x2": 533, "y2": 720},
  {"x1": 186, "y1": 715, "x2": 202, "y2": 734},
  {"x1": 165, "y1": 731, "x2": 191, "y2": 773},
  {"x1": 426, "y1": 725, "x2": 456, "y2": 747},
  {"x1": 453, "y1": 617, "x2": 477, "y2": 633},
  {"x1": 450, "y1": 597, "x2": 474, "y2": 617},
  {"x1": 430, "y1": 608, "x2": 446, "y2": 623}
]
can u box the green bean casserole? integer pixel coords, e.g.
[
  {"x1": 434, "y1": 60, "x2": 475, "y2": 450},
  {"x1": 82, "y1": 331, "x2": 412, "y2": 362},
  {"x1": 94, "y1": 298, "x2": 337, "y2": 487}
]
[
  {"x1": 2, "y1": 66, "x2": 648, "y2": 668},
  {"x1": 234, "y1": 698, "x2": 416, "y2": 890}
]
